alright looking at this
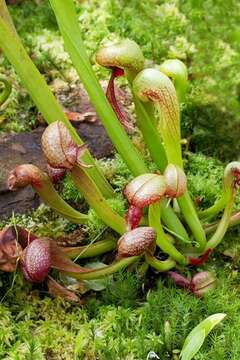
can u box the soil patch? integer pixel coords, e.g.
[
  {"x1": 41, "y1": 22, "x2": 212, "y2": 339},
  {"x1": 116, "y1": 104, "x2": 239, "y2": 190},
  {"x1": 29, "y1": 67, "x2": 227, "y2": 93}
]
[{"x1": 0, "y1": 123, "x2": 113, "y2": 218}]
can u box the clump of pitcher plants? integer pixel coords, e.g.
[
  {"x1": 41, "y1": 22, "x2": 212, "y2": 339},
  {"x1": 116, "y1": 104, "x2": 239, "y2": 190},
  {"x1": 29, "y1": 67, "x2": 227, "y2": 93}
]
[{"x1": 1, "y1": 0, "x2": 240, "y2": 300}]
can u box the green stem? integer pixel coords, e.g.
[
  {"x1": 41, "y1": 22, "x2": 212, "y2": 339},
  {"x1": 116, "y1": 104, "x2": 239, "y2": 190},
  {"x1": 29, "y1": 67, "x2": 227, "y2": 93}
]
[
  {"x1": 202, "y1": 162, "x2": 240, "y2": 221},
  {"x1": 158, "y1": 59, "x2": 188, "y2": 103},
  {"x1": 148, "y1": 202, "x2": 187, "y2": 265},
  {"x1": 0, "y1": 7, "x2": 113, "y2": 199},
  {"x1": 157, "y1": 100, "x2": 206, "y2": 249},
  {"x1": 155, "y1": 102, "x2": 183, "y2": 168},
  {"x1": 172, "y1": 74, "x2": 187, "y2": 104},
  {"x1": 154, "y1": 90, "x2": 206, "y2": 250},
  {"x1": 145, "y1": 253, "x2": 176, "y2": 272},
  {"x1": 132, "y1": 67, "x2": 220, "y2": 251},
  {"x1": 71, "y1": 165, "x2": 126, "y2": 234},
  {"x1": 160, "y1": 198, "x2": 191, "y2": 244},
  {"x1": 178, "y1": 192, "x2": 207, "y2": 251},
  {"x1": 49, "y1": 0, "x2": 148, "y2": 177},
  {"x1": 0, "y1": 76, "x2": 12, "y2": 106},
  {"x1": 62, "y1": 238, "x2": 116, "y2": 259},
  {"x1": 63, "y1": 256, "x2": 140, "y2": 280},
  {"x1": 206, "y1": 196, "x2": 235, "y2": 250},
  {"x1": 125, "y1": 70, "x2": 167, "y2": 170},
  {"x1": 204, "y1": 210, "x2": 240, "y2": 234},
  {"x1": 199, "y1": 184, "x2": 234, "y2": 221},
  {"x1": 134, "y1": 96, "x2": 168, "y2": 171},
  {"x1": 36, "y1": 174, "x2": 88, "y2": 224},
  {"x1": 157, "y1": 99, "x2": 206, "y2": 248},
  {"x1": 199, "y1": 195, "x2": 226, "y2": 220}
]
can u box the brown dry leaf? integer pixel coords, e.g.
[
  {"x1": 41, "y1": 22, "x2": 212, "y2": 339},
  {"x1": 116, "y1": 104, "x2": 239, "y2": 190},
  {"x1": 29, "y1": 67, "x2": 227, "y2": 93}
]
[
  {"x1": 0, "y1": 226, "x2": 22, "y2": 272},
  {"x1": 67, "y1": 281, "x2": 88, "y2": 295},
  {"x1": 47, "y1": 276, "x2": 83, "y2": 303},
  {"x1": 38, "y1": 83, "x2": 132, "y2": 126},
  {"x1": 0, "y1": 226, "x2": 38, "y2": 272},
  {"x1": 37, "y1": 110, "x2": 97, "y2": 125},
  {"x1": 223, "y1": 246, "x2": 240, "y2": 265},
  {"x1": 50, "y1": 241, "x2": 87, "y2": 273},
  {"x1": 55, "y1": 228, "x2": 87, "y2": 247},
  {"x1": 64, "y1": 110, "x2": 97, "y2": 123}
]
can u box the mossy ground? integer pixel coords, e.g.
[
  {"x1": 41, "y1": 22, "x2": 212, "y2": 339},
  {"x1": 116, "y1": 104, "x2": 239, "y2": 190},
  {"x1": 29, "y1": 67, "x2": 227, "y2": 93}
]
[{"x1": 1, "y1": 0, "x2": 240, "y2": 359}]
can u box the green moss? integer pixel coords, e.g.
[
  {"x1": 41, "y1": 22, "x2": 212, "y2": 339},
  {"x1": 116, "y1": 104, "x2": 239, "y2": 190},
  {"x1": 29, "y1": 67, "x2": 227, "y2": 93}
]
[
  {"x1": 0, "y1": 69, "x2": 39, "y2": 134},
  {"x1": 100, "y1": 270, "x2": 143, "y2": 308},
  {"x1": 1, "y1": 264, "x2": 240, "y2": 359},
  {"x1": 99, "y1": 155, "x2": 133, "y2": 192},
  {"x1": 2, "y1": 152, "x2": 240, "y2": 358},
  {"x1": 61, "y1": 173, "x2": 83, "y2": 204},
  {"x1": 186, "y1": 152, "x2": 240, "y2": 211},
  {"x1": 87, "y1": 196, "x2": 126, "y2": 239},
  {"x1": 0, "y1": 205, "x2": 82, "y2": 240},
  {"x1": 186, "y1": 153, "x2": 228, "y2": 209},
  {"x1": 9, "y1": 0, "x2": 57, "y2": 35}
]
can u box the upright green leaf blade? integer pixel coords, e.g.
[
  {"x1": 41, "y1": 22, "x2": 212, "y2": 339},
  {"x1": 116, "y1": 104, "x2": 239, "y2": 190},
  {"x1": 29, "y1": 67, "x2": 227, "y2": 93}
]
[
  {"x1": 180, "y1": 313, "x2": 226, "y2": 360},
  {"x1": 0, "y1": 1, "x2": 114, "y2": 198},
  {"x1": 49, "y1": 0, "x2": 148, "y2": 177},
  {"x1": 180, "y1": 328, "x2": 205, "y2": 360}
]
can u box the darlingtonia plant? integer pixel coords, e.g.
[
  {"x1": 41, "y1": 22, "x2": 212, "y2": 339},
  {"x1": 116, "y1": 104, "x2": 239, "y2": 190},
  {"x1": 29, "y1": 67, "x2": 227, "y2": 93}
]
[{"x1": 1, "y1": 0, "x2": 240, "y2": 299}]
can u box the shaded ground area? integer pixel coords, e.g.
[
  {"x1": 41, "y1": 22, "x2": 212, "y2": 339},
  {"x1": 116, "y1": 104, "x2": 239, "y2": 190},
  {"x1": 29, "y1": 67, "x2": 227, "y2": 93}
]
[
  {"x1": 0, "y1": 68, "x2": 130, "y2": 217},
  {"x1": 0, "y1": 122, "x2": 113, "y2": 218},
  {"x1": 0, "y1": 78, "x2": 132, "y2": 217}
]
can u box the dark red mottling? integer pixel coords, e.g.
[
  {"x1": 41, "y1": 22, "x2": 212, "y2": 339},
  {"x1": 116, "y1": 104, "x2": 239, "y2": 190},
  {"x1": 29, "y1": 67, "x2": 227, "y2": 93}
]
[
  {"x1": 125, "y1": 205, "x2": 143, "y2": 230},
  {"x1": 22, "y1": 238, "x2": 51, "y2": 283},
  {"x1": 106, "y1": 67, "x2": 133, "y2": 131},
  {"x1": 189, "y1": 248, "x2": 213, "y2": 266}
]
